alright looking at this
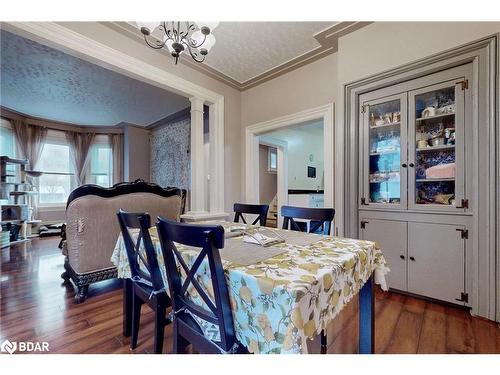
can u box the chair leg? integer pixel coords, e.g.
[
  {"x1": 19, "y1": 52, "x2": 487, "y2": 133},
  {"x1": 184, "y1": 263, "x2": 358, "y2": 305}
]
[
  {"x1": 130, "y1": 295, "x2": 142, "y2": 350},
  {"x1": 320, "y1": 330, "x2": 327, "y2": 354},
  {"x1": 153, "y1": 306, "x2": 166, "y2": 354},
  {"x1": 172, "y1": 320, "x2": 188, "y2": 354},
  {"x1": 123, "y1": 279, "x2": 133, "y2": 337}
]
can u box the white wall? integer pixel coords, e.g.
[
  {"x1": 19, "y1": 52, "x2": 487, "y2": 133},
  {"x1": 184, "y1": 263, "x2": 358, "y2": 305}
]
[
  {"x1": 337, "y1": 22, "x2": 500, "y2": 85},
  {"x1": 241, "y1": 54, "x2": 337, "y2": 126},
  {"x1": 241, "y1": 53, "x2": 337, "y2": 206},
  {"x1": 264, "y1": 122, "x2": 324, "y2": 191}
]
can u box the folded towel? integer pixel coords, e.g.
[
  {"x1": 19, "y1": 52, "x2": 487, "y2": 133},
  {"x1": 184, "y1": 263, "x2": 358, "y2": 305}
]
[{"x1": 425, "y1": 163, "x2": 455, "y2": 179}]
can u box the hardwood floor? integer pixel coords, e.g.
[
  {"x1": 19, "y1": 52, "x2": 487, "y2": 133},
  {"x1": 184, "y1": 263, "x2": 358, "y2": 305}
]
[{"x1": 1, "y1": 237, "x2": 499, "y2": 354}]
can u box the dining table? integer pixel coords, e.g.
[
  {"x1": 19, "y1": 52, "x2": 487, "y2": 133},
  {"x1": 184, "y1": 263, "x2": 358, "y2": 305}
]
[{"x1": 111, "y1": 222, "x2": 389, "y2": 354}]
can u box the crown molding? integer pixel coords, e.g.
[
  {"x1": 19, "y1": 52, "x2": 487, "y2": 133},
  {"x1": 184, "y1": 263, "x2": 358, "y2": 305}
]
[{"x1": 103, "y1": 21, "x2": 371, "y2": 91}]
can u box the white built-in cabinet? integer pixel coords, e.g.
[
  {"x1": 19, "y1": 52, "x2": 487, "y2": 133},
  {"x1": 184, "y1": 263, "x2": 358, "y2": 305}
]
[{"x1": 358, "y1": 63, "x2": 473, "y2": 306}]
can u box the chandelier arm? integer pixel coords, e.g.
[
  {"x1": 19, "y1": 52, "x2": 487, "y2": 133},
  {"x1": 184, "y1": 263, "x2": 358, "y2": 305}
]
[
  {"x1": 179, "y1": 21, "x2": 191, "y2": 38},
  {"x1": 143, "y1": 34, "x2": 167, "y2": 50},
  {"x1": 160, "y1": 21, "x2": 168, "y2": 37},
  {"x1": 165, "y1": 28, "x2": 173, "y2": 40},
  {"x1": 177, "y1": 21, "x2": 182, "y2": 41},
  {"x1": 185, "y1": 43, "x2": 205, "y2": 63}
]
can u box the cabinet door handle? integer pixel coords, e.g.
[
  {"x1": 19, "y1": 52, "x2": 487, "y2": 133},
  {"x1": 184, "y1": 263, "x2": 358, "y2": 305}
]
[
  {"x1": 456, "y1": 199, "x2": 469, "y2": 209},
  {"x1": 401, "y1": 163, "x2": 407, "y2": 168},
  {"x1": 399, "y1": 255, "x2": 405, "y2": 260},
  {"x1": 409, "y1": 256, "x2": 415, "y2": 261},
  {"x1": 409, "y1": 163, "x2": 415, "y2": 168}
]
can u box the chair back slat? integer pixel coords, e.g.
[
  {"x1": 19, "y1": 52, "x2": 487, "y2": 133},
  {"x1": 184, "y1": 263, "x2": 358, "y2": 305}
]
[
  {"x1": 117, "y1": 209, "x2": 164, "y2": 292},
  {"x1": 179, "y1": 247, "x2": 218, "y2": 314},
  {"x1": 281, "y1": 205, "x2": 335, "y2": 235},
  {"x1": 233, "y1": 203, "x2": 269, "y2": 226},
  {"x1": 156, "y1": 218, "x2": 236, "y2": 352},
  {"x1": 183, "y1": 299, "x2": 218, "y2": 324}
]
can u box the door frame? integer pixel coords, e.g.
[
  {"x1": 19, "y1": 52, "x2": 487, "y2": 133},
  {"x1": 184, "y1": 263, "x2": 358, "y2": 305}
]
[
  {"x1": 245, "y1": 103, "x2": 335, "y2": 232},
  {"x1": 258, "y1": 136, "x2": 288, "y2": 229},
  {"x1": 343, "y1": 35, "x2": 498, "y2": 321}
]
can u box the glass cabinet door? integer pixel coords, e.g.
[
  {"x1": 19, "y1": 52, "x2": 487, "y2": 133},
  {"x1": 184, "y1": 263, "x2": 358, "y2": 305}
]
[
  {"x1": 362, "y1": 93, "x2": 407, "y2": 209},
  {"x1": 408, "y1": 80, "x2": 465, "y2": 211}
]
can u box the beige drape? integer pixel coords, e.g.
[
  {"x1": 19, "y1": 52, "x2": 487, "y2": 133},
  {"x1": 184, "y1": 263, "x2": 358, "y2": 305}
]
[
  {"x1": 11, "y1": 119, "x2": 47, "y2": 171},
  {"x1": 10, "y1": 119, "x2": 48, "y2": 219},
  {"x1": 109, "y1": 133, "x2": 123, "y2": 185},
  {"x1": 66, "y1": 131, "x2": 96, "y2": 186}
]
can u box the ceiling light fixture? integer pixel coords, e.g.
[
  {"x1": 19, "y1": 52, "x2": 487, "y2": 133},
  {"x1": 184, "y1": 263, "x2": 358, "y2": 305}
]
[{"x1": 135, "y1": 21, "x2": 218, "y2": 64}]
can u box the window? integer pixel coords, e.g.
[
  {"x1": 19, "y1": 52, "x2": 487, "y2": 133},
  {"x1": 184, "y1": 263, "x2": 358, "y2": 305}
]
[
  {"x1": 88, "y1": 135, "x2": 112, "y2": 188},
  {"x1": 37, "y1": 131, "x2": 76, "y2": 206},
  {"x1": 37, "y1": 131, "x2": 113, "y2": 207},
  {"x1": 268, "y1": 147, "x2": 277, "y2": 173},
  {"x1": 1, "y1": 119, "x2": 18, "y2": 179},
  {"x1": 0, "y1": 118, "x2": 16, "y2": 158}
]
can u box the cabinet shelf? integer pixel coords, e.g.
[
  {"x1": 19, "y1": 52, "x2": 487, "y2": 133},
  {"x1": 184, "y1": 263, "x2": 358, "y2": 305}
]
[
  {"x1": 416, "y1": 112, "x2": 454, "y2": 122},
  {"x1": 369, "y1": 180, "x2": 400, "y2": 184},
  {"x1": 416, "y1": 177, "x2": 455, "y2": 183},
  {"x1": 369, "y1": 122, "x2": 401, "y2": 130},
  {"x1": 416, "y1": 144, "x2": 455, "y2": 152},
  {"x1": 369, "y1": 150, "x2": 400, "y2": 156}
]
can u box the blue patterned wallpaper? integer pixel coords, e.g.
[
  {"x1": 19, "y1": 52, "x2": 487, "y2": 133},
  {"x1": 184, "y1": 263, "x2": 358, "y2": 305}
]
[{"x1": 150, "y1": 117, "x2": 191, "y2": 191}]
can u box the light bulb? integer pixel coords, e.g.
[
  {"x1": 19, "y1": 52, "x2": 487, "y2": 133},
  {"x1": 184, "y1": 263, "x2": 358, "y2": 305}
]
[
  {"x1": 163, "y1": 37, "x2": 175, "y2": 53},
  {"x1": 190, "y1": 30, "x2": 206, "y2": 47},
  {"x1": 202, "y1": 33, "x2": 216, "y2": 52}
]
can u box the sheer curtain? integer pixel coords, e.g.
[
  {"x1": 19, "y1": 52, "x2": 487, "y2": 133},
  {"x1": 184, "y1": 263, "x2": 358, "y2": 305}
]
[
  {"x1": 109, "y1": 133, "x2": 123, "y2": 185},
  {"x1": 66, "y1": 131, "x2": 96, "y2": 186},
  {"x1": 10, "y1": 119, "x2": 48, "y2": 219},
  {"x1": 11, "y1": 119, "x2": 47, "y2": 170}
]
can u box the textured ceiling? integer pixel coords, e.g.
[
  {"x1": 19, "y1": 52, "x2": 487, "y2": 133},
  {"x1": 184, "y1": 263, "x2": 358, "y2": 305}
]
[
  {"x1": 0, "y1": 30, "x2": 189, "y2": 127},
  {"x1": 125, "y1": 21, "x2": 336, "y2": 84},
  {"x1": 204, "y1": 22, "x2": 334, "y2": 82}
]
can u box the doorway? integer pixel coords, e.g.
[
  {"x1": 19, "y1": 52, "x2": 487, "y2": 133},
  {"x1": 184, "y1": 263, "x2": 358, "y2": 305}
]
[{"x1": 245, "y1": 104, "x2": 334, "y2": 232}]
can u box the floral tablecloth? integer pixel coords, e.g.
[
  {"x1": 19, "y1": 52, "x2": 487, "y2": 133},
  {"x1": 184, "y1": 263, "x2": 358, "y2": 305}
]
[{"x1": 111, "y1": 227, "x2": 389, "y2": 354}]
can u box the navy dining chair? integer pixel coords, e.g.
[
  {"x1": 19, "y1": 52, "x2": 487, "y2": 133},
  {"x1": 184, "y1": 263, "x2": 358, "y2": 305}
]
[
  {"x1": 233, "y1": 203, "x2": 269, "y2": 226},
  {"x1": 117, "y1": 209, "x2": 171, "y2": 354},
  {"x1": 280, "y1": 205, "x2": 335, "y2": 353},
  {"x1": 281, "y1": 205, "x2": 335, "y2": 235},
  {"x1": 156, "y1": 217, "x2": 244, "y2": 354}
]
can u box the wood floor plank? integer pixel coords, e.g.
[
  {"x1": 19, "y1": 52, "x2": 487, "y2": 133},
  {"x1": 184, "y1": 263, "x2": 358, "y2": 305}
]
[
  {"x1": 374, "y1": 292, "x2": 405, "y2": 353},
  {"x1": 471, "y1": 317, "x2": 500, "y2": 353},
  {"x1": 417, "y1": 302, "x2": 447, "y2": 353},
  {"x1": 446, "y1": 306, "x2": 475, "y2": 353},
  {"x1": 384, "y1": 296, "x2": 425, "y2": 353}
]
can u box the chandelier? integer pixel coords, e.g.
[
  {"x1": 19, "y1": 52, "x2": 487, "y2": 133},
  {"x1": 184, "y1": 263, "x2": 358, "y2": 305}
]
[{"x1": 135, "y1": 22, "x2": 218, "y2": 64}]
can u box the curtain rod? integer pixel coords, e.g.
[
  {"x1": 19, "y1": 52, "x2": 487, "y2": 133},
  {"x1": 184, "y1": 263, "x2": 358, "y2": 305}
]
[{"x1": 0, "y1": 106, "x2": 124, "y2": 134}]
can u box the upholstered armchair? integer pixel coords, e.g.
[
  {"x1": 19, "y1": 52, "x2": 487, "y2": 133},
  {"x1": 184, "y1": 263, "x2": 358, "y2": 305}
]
[{"x1": 61, "y1": 179, "x2": 186, "y2": 303}]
